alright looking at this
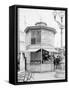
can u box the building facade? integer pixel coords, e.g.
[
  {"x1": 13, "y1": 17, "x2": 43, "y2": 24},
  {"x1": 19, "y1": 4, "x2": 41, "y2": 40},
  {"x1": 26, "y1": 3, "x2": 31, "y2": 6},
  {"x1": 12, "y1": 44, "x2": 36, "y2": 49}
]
[{"x1": 25, "y1": 22, "x2": 57, "y2": 72}]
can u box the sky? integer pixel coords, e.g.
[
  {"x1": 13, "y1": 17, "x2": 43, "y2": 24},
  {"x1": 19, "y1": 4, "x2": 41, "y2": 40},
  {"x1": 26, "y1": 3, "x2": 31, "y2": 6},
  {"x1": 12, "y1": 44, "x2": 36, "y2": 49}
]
[{"x1": 18, "y1": 8, "x2": 65, "y2": 48}]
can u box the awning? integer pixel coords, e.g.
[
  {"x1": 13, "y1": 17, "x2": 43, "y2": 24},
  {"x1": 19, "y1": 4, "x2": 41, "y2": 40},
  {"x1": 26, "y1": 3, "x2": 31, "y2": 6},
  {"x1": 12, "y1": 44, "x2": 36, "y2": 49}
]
[
  {"x1": 26, "y1": 48, "x2": 58, "y2": 53},
  {"x1": 43, "y1": 48, "x2": 58, "y2": 53},
  {"x1": 26, "y1": 48, "x2": 40, "y2": 52}
]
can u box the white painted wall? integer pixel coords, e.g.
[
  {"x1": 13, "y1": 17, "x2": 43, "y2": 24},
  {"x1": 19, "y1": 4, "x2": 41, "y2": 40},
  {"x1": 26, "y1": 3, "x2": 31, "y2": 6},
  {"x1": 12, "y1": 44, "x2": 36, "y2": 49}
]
[
  {"x1": 41, "y1": 29, "x2": 55, "y2": 48},
  {"x1": 25, "y1": 28, "x2": 55, "y2": 50},
  {"x1": 25, "y1": 31, "x2": 31, "y2": 47}
]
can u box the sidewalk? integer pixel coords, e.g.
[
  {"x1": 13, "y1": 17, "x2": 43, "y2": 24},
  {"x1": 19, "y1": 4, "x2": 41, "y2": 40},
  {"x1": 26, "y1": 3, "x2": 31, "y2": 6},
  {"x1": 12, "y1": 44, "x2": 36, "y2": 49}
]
[{"x1": 30, "y1": 71, "x2": 65, "y2": 81}]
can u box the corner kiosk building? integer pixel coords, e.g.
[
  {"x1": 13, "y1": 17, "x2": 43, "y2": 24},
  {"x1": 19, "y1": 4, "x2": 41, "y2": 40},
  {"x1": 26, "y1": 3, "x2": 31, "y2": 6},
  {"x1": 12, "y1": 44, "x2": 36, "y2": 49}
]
[{"x1": 24, "y1": 22, "x2": 57, "y2": 72}]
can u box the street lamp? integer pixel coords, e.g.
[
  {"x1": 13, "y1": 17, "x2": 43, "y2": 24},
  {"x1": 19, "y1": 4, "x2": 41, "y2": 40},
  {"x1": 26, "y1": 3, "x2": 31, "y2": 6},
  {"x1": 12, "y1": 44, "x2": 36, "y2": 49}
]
[{"x1": 53, "y1": 10, "x2": 65, "y2": 48}]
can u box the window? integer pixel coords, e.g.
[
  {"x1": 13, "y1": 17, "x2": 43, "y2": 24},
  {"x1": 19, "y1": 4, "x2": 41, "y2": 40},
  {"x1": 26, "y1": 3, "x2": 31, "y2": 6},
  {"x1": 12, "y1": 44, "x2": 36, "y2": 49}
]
[
  {"x1": 36, "y1": 31, "x2": 41, "y2": 44},
  {"x1": 31, "y1": 38, "x2": 36, "y2": 44},
  {"x1": 30, "y1": 51, "x2": 41, "y2": 64},
  {"x1": 31, "y1": 30, "x2": 41, "y2": 44}
]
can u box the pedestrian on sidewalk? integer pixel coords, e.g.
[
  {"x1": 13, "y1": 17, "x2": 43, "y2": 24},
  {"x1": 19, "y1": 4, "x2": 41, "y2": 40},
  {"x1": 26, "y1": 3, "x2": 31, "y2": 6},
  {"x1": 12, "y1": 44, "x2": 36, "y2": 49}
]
[{"x1": 53, "y1": 55, "x2": 57, "y2": 71}]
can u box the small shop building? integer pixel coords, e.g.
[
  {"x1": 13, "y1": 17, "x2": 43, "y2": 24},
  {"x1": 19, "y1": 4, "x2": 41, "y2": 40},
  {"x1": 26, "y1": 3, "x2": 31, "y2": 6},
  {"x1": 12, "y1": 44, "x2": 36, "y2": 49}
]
[{"x1": 24, "y1": 22, "x2": 57, "y2": 72}]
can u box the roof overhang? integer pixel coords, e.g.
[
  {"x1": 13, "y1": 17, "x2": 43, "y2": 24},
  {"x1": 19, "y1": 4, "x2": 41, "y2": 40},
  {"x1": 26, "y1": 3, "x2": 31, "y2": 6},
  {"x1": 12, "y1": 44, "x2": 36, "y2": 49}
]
[
  {"x1": 26, "y1": 48, "x2": 58, "y2": 53},
  {"x1": 24, "y1": 26, "x2": 56, "y2": 34}
]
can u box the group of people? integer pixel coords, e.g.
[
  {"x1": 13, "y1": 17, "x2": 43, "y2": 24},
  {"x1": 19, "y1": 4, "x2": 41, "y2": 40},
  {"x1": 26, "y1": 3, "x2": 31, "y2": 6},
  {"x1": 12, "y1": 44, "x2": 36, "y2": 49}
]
[
  {"x1": 42, "y1": 52, "x2": 63, "y2": 70},
  {"x1": 53, "y1": 55, "x2": 62, "y2": 70}
]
